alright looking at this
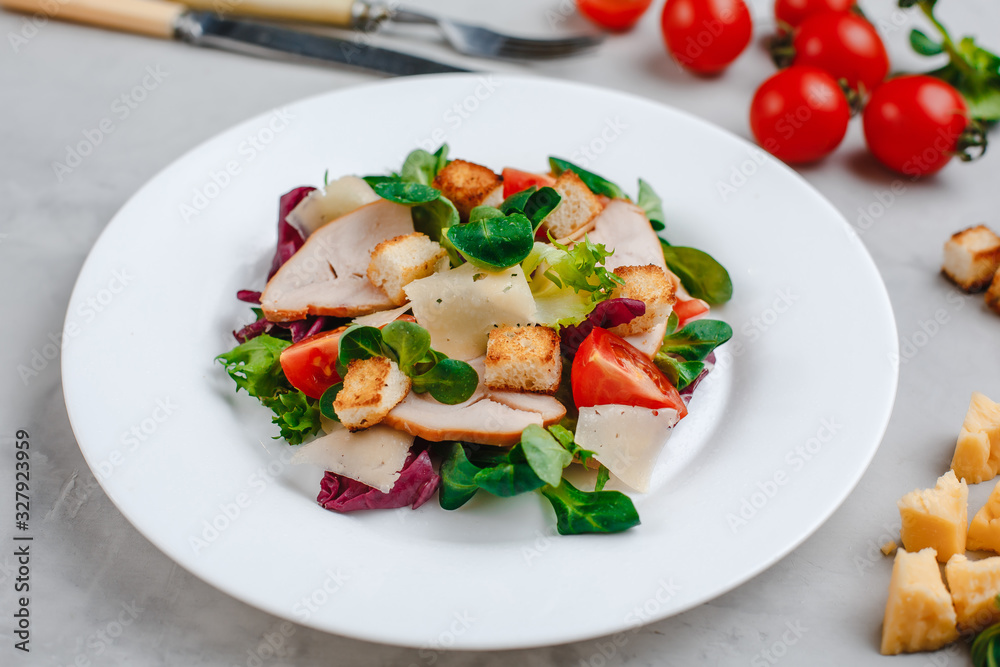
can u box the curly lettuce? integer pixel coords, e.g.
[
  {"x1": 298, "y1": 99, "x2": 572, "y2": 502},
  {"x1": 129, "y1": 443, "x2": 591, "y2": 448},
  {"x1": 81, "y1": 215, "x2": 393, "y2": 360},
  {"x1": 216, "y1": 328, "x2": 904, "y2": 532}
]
[{"x1": 521, "y1": 238, "x2": 623, "y2": 327}]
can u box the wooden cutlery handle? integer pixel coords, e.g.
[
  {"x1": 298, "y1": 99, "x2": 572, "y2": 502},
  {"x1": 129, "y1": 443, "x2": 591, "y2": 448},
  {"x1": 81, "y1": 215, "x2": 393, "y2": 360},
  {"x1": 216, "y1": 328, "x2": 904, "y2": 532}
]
[
  {"x1": 0, "y1": 0, "x2": 183, "y2": 38},
  {"x1": 176, "y1": 0, "x2": 357, "y2": 26}
]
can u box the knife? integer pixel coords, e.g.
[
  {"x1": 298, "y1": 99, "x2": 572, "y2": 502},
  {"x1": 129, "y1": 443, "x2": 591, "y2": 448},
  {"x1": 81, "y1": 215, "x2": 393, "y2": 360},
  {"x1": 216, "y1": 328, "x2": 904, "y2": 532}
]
[{"x1": 0, "y1": 0, "x2": 470, "y2": 76}]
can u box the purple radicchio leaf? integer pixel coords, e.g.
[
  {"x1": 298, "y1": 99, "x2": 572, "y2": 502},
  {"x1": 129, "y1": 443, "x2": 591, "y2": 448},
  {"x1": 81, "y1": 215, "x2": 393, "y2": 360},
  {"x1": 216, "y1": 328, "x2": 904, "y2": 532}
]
[
  {"x1": 268, "y1": 186, "x2": 314, "y2": 280},
  {"x1": 560, "y1": 298, "x2": 646, "y2": 358},
  {"x1": 317, "y1": 449, "x2": 440, "y2": 512}
]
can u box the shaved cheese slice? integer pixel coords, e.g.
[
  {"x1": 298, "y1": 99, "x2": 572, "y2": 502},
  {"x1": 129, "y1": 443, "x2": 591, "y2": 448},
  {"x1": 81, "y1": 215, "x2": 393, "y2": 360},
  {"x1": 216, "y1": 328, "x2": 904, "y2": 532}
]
[
  {"x1": 575, "y1": 405, "x2": 679, "y2": 493},
  {"x1": 623, "y1": 319, "x2": 668, "y2": 358},
  {"x1": 287, "y1": 176, "x2": 380, "y2": 237},
  {"x1": 352, "y1": 303, "x2": 412, "y2": 328},
  {"x1": 404, "y1": 263, "x2": 536, "y2": 360},
  {"x1": 291, "y1": 425, "x2": 413, "y2": 493}
]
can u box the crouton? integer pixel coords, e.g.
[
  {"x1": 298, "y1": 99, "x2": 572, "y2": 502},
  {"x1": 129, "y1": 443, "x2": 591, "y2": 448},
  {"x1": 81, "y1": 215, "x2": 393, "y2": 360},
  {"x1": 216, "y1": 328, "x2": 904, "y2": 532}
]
[
  {"x1": 485, "y1": 325, "x2": 561, "y2": 394},
  {"x1": 942, "y1": 225, "x2": 1000, "y2": 292},
  {"x1": 432, "y1": 159, "x2": 502, "y2": 219},
  {"x1": 986, "y1": 267, "x2": 1000, "y2": 315},
  {"x1": 367, "y1": 233, "x2": 448, "y2": 305},
  {"x1": 542, "y1": 171, "x2": 606, "y2": 239},
  {"x1": 608, "y1": 265, "x2": 677, "y2": 336},
  {"x1": 333, "y1": 357, "x2": 411, "y2": 432}
]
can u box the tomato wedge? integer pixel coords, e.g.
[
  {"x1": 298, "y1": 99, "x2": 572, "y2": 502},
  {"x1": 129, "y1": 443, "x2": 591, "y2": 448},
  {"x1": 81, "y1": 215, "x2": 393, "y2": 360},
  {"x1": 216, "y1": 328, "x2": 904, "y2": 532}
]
[
  {"x1": 673, "y1": 297, "x2": 710, "y2": 327},
  {"x1": 571, "y1": 327, "x2": 687, "y2": 418},
  {"x1": 279, "y1": 327, "x2": 348, "y2": 399},
  {"x1": 502, "y1": 168, "x2": 556, "y2": 199}
]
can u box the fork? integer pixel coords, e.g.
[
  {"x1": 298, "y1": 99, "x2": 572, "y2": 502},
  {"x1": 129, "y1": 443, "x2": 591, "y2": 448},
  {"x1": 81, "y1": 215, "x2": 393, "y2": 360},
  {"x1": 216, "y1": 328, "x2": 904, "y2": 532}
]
[{"x1": 175, "y1": 0, "x2": 604, "y2": 59}]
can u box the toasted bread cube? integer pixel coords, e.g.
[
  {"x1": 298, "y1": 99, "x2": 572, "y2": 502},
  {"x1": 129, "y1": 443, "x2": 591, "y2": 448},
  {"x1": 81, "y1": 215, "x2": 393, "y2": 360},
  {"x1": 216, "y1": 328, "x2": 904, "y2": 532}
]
[
  {"x1": 942, "y1": 225, "x2": 1000, "y2": 292},
  {"x1": 968, "y1": 481, "x2": 1000, "y2": 553},
  {"x1": 333, "y1": 357, "x2": 411, "y2": 432},
  {"x1": 485, "y1": 325, "x2": 561, "y2": 394},
  {"x1": 986, "y1": 268, "x2": 1000, "y2": 315},
  {"x1": 432, "y1": 159, "x2": 502, "y2": 219},
  {"x1": 608, "y1": 265, "x2": 677, "y2": 336},
  {"x1": 898, "y1": 470, "x2": 968, "y2": 563},
  {"x1": 951, "y1": 392, "x2": 1000, "y2": 484},
  {"x1": 367, "y1": 233, "x2": 448, "y2": 306},
  {"x1": 542, "y1": 171, "x2": 605, "y2": 239},
  {"x1": 881, "y1": 548, "x2": 959, "y2": 655},
  {"x1": 946, "y1": 554, "x2": 1000, "y2": 633}
]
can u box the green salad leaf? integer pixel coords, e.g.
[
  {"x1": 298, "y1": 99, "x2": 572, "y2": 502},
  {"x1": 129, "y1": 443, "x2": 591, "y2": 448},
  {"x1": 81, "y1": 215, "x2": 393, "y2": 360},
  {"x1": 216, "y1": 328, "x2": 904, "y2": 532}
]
[
  {"x1": 660, "y1": 241, "x2": 733, "y2": 305},
  {"x1": 379, "y1": 320, "x2": 431, "y2": 375},
  {"x1": 972, "y1": 620, "x2": 1000, "y2": 667},
  {"x1": 447, "y1": 212, "x2": 535, "y2": 270},
  {"x1": 501, "y1": 186, "x2": 562, "y2": 230},
  {"x1": 540, "y1": 479, "x2": 641, "y2": 535},
  {"x1": 216, "y1": 335, "x2": 290, "y2": 399},
  {"x1": 412, "y1": 196, "x2": 462, "y2": 266},
  {"x1": 216, "y1": 335, "x2": 321, "y2": 445},
  {"x1": 652, "y1": 319, "x2": 733, "y2": 390},
  {"x1": 473, "y1": 445, "x2": 547, "y2": 497},
  {"x1": 318, "y1": 382, "x2": 343, "y2": 422},
  {"x1": 636, "y1": 179, "x2": 666, "y2": 232},
  {"x1": 438, "y1": 442, "x2": 482, "y2": 510},
  {"x1": 336, "y1": 325, "x2": 394, "y2": 377},
  {"x1": 401, "y1": 144, "x2": 450, "y2": 186},
  {"x1": 411, "y1": 358, "x2": 480, "y2": 404},
  {"x1": 520, "y1": 424, "x2": 574, "y2": 487},
  {"x1": 549, "y1": 157, "x2": 627, "y2": 199},
  {"x1": 374, "y1": 182, "x2": 441, "y2": 206}
]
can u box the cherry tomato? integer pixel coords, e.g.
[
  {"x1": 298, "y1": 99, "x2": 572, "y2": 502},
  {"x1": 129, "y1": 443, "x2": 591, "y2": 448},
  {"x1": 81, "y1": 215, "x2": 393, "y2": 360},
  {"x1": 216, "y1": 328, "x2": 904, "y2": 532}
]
[
  {"x1": 863, "y1": 75, "x2": 971, "y2": 177},
  {"x1": 572, "y1": 327, "x2": 688, "y2": 418},
  {"x1": 774, "y1": 0, "x2": 854, "y2": 29},
  {"x1": 577, "y1": 0, "x2": 654, "y2": 31},
  {"x1": 791, "y1": 12, "x2": 888, "y2": 94},
  {"x1": 279, "y1": 327, "x2": 347, "y2": 399},
  {"x1": 750, "y1": 66, "x2": 850, "y2": 164},
  {"x1": 674, "y1": 297, "x2": 710, "y2": 327},
  {"x1": 661, "y1": 0, "x2": 753, "y2": 74},
  {"x1": 501, "y1": 168, "x2": 556, "y2": 199}
]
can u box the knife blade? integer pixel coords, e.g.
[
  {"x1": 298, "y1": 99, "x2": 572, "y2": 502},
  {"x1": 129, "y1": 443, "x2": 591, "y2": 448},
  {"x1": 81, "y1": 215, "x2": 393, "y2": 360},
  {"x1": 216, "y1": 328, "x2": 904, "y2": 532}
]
[
  {"x1": 174, "y1": 11, "x2": 471, "y2": 76},
  {"x1": 0, "y1": 0, "x2": 470, "y2": 77}
]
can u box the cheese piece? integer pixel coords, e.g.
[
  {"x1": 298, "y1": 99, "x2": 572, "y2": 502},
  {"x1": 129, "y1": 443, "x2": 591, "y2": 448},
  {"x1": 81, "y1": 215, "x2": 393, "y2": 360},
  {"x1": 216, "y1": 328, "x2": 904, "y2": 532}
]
[
  {"x1": 968, "y1": 480, "x2": 1000, "y2": 553},
  {"x1": 574, "y1": 405, "x2": 679, "y2": 493},
  {"x1": 286, "y1": 176, "x2": 380, "y2": 236},
  {"x1": 945, "y1": 554, "x2": 1000, "y2": 633},
  {"x1": 881, "y1": 548, "x2": 959, "y2": 655},
  {"x1": 898, "y1": 470, "x2": 969, "y2": 563},
  {"x1": 951, "y1": 392, "x2": 1000, "y2": 484},
  {"x1": 291, "y1": 424, "x2": 413, "y2": 493},
  {"x1": 404, "y1": 263, "x2": 536, "y2": 360},
  {"x1": 881, "y1": 541, "x2": 898, "y2": 556},
  {"x1": 352, "y1": 303, "x2": 412, "y2": 328}
]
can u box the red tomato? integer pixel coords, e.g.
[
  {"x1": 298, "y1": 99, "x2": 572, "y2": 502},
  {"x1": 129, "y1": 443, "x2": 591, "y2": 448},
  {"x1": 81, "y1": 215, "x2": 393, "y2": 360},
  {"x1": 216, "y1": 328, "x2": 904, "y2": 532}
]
[
  {"x1": 501, "y1": 168, "x2": 556, "y2": 199},
  {"x1": 572, "y1": 327, "x2": 688, "y2": 418},
  {"x1": 674, "y1": 297, "x2": 710, "y2": 326},
  {"x1": 750, "y1": 66, "x2": 850, "y2": 163},
  {"x1": 774, "y1": 0, "x2": 854, "y2": 29},
  {"x1": 863, "y1": 75, "x2": 971, "y2": 177},
  {"x1": 577, "y1": 0, "x2": 654, "y2": 31},
  {"x1": 791, "y1": 12, "x2": 889, "y2": 94},
  {"x1": 279, "y1": 328, "x2": 347, "y2": 399},
  {"x1": 661, "y1": 0, "x2": 753, "y2": 74}
]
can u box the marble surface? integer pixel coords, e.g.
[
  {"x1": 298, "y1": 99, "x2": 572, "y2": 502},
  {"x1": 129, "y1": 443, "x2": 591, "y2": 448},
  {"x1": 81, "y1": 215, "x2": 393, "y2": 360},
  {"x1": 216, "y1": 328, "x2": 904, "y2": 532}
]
[{"x1": 2, "y1": 0, "x2": 999, "y2": 664}]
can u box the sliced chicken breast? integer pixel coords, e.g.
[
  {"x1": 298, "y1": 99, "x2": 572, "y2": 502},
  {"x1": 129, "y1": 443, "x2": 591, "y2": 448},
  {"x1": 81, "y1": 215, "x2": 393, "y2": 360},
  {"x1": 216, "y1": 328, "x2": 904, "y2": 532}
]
[
  {"x1": 260, "y1": 199, "x2": 413, "y2": 321},
  {"x1": 383, "y1": 357, "x2": 566, "y2": 446}
]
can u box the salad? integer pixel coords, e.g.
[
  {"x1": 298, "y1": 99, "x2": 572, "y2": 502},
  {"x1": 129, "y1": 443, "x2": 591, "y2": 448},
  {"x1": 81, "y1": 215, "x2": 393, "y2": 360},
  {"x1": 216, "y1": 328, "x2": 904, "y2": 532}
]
[{"x1": 217, "y1": 146, "x2": 733, "y2": 535}]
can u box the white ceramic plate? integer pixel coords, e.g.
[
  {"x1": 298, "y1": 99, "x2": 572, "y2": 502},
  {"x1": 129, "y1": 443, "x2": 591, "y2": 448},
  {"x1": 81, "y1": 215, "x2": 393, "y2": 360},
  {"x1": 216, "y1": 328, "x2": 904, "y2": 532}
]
[{"x1": 62, "y1": 74, "x2": 897, "y2": 650}]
